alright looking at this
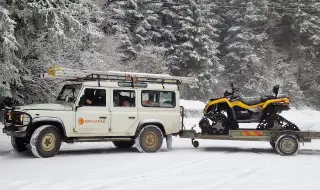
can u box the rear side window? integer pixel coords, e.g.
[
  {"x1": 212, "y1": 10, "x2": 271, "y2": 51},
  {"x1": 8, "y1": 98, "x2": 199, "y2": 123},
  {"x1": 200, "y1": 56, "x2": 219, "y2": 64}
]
[
  {"x1": 141, "y1": 90, "x2": 176, "y2": 108},
  {"x1": 113, "y1": 90, "x2": 136, "y2": 107}
]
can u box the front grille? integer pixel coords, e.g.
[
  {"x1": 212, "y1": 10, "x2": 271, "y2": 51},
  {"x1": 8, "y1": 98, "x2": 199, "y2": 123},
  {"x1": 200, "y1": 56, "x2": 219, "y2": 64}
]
[{"x1": 3, "y1": 110, "x2": 23, "y2": 127}]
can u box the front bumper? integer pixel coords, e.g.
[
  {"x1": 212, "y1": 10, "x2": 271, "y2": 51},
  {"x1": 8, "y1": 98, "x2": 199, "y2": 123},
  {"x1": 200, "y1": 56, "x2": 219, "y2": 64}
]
[
  {"x1": 2, "y1": 127, "x2": 26, "y2": 137},
  {"x1": 2, "y1": 108, "x2": 31, "y2": 137}
]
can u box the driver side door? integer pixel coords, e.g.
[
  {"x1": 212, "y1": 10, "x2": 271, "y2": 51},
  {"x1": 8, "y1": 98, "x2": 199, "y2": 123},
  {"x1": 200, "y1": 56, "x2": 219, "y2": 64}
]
[{"x1": 74, "y1": 86, "x2": 111, "y2": 135}]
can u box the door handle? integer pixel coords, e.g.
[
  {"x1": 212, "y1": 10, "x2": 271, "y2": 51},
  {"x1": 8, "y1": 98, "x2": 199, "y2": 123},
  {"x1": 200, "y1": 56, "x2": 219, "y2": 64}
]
[
  {"x1": 99, "y1": 116, "x2": 107, "y2": 119},
  {"x1": 128, "y1": 116, "x2": 135, "y2": 119}
]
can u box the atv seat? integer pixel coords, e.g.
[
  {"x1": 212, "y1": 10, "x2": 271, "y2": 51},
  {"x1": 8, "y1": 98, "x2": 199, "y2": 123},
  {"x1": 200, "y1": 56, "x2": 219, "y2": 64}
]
[
  {"x1": 260, "y1": 94, "x2": 288, "y2": 102},
  {"x1": 240, "y1": 97, "x2": 262, "y2": 106}
]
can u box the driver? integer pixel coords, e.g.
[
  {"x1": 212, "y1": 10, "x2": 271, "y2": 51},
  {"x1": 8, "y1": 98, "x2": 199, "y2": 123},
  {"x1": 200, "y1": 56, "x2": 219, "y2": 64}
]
[{"x1": 84, "y1": 89, "x2": 95, "y2": 105}]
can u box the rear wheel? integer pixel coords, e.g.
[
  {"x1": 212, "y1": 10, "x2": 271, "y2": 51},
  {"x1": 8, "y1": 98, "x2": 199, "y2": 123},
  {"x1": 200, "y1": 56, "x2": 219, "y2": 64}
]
[
  {"x1": 135, "y1": 125, "x2": 164, "y2": 153},
  {"x1": 112, "y1": 140, "x2": 135, "y2": 149},
  {"x1": 30, "y1": 125, "x2": 62, "y2": 158},
  {"x1": 11, "y1": 136, "x2": 28, "y2": 152}
]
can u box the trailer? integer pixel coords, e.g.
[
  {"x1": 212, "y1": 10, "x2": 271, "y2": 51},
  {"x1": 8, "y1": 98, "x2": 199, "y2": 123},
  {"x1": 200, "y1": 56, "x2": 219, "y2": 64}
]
[{"x1": 177, "y1": 106, "x2": 320, "y2": 156}]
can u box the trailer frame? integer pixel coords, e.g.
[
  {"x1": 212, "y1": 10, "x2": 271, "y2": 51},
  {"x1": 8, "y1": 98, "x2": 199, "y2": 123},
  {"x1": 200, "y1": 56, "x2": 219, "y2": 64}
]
[{"x1": 178, "y1": 106, "x2": 320, "y2": 156}]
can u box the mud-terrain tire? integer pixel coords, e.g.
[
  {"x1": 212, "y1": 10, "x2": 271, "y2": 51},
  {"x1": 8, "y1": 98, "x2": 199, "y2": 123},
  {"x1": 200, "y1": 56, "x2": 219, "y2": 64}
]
[
  {"x1": 30, "y1": 125, "x2": 62, "y2": 158},
  {"x1": 112, "y1": 140, "x2": 135, "y2": 149},
  {"x1": 11, "y1": 136, "x2": 28, "y2": 152},
  {"x1": 275, "y1": 134, "x2": 300, "y2": 156},
  {"x1": 135, "y1": 125, "x2": 164, "y2": 153}
]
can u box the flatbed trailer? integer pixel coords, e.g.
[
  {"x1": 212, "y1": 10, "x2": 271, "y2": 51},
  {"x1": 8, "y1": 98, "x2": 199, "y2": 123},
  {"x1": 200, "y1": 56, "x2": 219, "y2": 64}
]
[
  {"x1": 178, "y1": 107, "x2": 320, "y2": 156},
  {"x1": 177, "y1": 128, "x2": 320, "y2": 156}
]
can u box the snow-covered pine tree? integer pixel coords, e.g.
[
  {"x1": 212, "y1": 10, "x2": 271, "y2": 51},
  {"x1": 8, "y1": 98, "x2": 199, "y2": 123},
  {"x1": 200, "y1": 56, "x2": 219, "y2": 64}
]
[
  {"x1": 291, "y1": 0, "x2": 320, "y2": 107},
  {"x1": 0, "y1": 5, "x2": 22, "y2": 100},
  {"x1": 267, "y1": 0, "x2": 319, "y2": 107},
  {"x1": 159, "y1": 0, "x2": 223, "y2": 100},
  {"x1": 221, "y1": 0, "x2": 271, "y2": 96},
  {"x1": 1, "y1": 0, "x2": 107, "y2": 105}
]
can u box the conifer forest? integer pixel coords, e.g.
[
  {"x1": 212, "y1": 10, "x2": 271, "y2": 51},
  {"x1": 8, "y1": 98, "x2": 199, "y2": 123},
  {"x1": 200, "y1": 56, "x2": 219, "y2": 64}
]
[{"x1": 1, "y1": 0, "x2": 320, "y2": 109}]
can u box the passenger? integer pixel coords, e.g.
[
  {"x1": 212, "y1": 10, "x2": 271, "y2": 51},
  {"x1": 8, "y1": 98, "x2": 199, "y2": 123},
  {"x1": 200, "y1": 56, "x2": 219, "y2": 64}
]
[
  {"x1": 121, "y1": 96, "x2": 131, "y2": 107},
  {"x1": 95, "y1": 89, "x2": 106, "y2": 106}
]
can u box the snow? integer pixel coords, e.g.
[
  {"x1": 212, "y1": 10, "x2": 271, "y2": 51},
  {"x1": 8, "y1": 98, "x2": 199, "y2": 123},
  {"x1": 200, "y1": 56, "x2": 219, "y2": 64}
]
[{"x1": 1, "y1": 100, "x2": 320, "y2": 190}]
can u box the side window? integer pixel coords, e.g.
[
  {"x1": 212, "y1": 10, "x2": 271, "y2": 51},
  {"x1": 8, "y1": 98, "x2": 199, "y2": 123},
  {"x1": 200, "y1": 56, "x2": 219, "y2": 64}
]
[
  {"x1": 113, "y1": 90, "x2": 135, "y2": 107},
  {"x1": 80, "y1": 88, "x2": 106, "y2": 107},
  {"x1": 141, "y1": 90, "x2": 176, "y2": 108}
]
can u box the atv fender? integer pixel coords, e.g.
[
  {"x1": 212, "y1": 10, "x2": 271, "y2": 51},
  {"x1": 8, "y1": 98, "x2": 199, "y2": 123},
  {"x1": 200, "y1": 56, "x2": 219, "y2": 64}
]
[
  {"x1": 261, "y1": 98, "x2": 289, "y2": 109},
  {"x1": 204, "y1": 98, "x2": 232, "y2": 113}
]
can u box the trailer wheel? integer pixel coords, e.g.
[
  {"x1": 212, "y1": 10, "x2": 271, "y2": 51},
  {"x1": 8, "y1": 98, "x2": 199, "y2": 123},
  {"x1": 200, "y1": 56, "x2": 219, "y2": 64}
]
[
  {"x1": 192, "y1": 139, "x2": 199, "y2": 148},
  {"x1": 11, "y1": 136, "x2": 28, "y2": 152},
  {"x1": 269, "y1": 141, "x2": 275, "y2": 149},
  {"x1": 275, "y1": 134, "x2": 300, "y2": 156}
]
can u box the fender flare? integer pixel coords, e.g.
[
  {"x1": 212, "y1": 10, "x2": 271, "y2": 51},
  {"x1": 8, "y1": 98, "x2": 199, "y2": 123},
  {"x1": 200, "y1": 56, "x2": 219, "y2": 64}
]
[
  {"x1": 135, "y1": 119, "x2": 166, "y2": 136},
  {"x1": 29, "y1": 117, "x2": 67, "y2": 136}
]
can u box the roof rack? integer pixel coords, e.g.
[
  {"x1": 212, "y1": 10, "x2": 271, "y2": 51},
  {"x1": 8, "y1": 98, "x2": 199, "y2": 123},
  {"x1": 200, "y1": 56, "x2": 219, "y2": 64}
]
[{"x1": 40, "y1": 66, "x2": 196, "y2": 86}]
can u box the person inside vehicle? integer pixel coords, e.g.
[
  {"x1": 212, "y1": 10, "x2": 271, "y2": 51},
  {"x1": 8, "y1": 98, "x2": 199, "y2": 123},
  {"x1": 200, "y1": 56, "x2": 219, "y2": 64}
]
[
  {"x1": 95, "y1": 89, "x2": 106, "y2": 106},
  {"x1": 113, "y1": 91, "x2": 130, "y2": 107},
  {"x1": 143, "y1": 92, "x2": 156, "y2": 106},
  {"x1": 83, "y1": 89, "x2": 95, "y2": 106}
]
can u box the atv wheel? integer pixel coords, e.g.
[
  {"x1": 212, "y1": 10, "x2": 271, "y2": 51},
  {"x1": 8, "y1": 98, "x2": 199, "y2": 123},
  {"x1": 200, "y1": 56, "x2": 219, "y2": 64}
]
[
  {"x1": 30, "y1": 125, "x2": 62, "y2": 158},
  {"x1": 112, "y1": 140, "x2": 135, "y2": 149},
  {"x1": 135, "y1": 125, "x2": 164, "y2": 153},
  {"x1": 11, "y1": 136, "x2": 28, "y2": 152},
  {"x1": 275, "y1": 134, "x2": 300, "y2": 156}
]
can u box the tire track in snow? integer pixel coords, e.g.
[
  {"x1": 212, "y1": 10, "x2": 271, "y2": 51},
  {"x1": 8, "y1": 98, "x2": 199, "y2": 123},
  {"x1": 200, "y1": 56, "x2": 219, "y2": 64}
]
[
  {"x1": 80, "y1": 151, "x2": 231, "y2": 190},
  {"x1": 0, "y1": 150, "x2": 14, "y2": 160},
  {"x1": 111, "y1": 150, "x2": 269, "y2": 190},
  {"x1": 187, "y1": 152, "x2": 271, "y2": 190}
]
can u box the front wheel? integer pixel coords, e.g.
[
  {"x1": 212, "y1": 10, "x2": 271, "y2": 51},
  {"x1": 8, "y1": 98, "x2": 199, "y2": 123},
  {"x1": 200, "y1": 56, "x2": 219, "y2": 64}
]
[
  {"x1": 135, "y1": 125, "x2": 164, "y2": 153},
  {"x1": 30, "y1": 125, "x2": 62, "y2": 158},
  {"x1": 11, "y1": 136, "x2": 28, "y2": 152},
  {"x1": 112, "y1": 140, "x2": 135, "y2": 149}
]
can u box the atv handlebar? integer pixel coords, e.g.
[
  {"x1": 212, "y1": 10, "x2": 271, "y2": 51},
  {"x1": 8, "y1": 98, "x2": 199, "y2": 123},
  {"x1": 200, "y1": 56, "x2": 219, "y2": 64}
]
[{"x1": 224, "y1": 83, "x2": 239, "y2": 99}]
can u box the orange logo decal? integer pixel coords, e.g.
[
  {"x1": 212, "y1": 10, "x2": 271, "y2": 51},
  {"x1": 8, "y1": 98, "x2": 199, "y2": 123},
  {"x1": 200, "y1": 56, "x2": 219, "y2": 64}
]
[{"x1": 78, "y1": 118, "x2": 84, "y2": 125}]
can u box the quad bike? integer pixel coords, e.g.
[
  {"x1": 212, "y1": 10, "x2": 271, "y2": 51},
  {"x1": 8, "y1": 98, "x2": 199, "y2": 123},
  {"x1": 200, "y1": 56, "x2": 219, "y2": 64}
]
[{"x1": 199, "y1": 83, "x2": 300, "y2": 135}]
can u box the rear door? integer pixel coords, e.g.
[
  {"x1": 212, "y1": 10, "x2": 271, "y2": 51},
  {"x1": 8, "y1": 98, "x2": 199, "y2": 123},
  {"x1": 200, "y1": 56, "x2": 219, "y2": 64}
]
[
  {"x1": 74, "y1": 87, "x2": 110, "y2": 135},
  {"x1": 109, "y1": 88, "x2": 138, "y2": 135}
]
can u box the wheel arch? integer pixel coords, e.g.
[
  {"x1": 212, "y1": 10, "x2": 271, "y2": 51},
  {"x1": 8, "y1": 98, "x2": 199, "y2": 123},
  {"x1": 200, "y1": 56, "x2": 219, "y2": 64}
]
[
  {"x1": 135, "y1": 119, "x2": 166, "y2": 137},
  {"x1": 27, "y1": 117, "x2": 67, "y2": 138}
]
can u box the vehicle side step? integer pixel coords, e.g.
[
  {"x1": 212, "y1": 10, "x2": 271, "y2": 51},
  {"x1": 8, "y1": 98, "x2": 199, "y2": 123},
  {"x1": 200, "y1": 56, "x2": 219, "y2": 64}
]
[{"x1": 65, "y1": 137, "x2": 133, "y2": 143}]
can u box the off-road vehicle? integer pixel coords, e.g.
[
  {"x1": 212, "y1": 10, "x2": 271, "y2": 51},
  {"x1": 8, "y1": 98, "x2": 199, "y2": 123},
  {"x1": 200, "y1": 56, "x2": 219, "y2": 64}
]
[{"x1": 2, "y1": 66, "x2": 194, "y2": 158}]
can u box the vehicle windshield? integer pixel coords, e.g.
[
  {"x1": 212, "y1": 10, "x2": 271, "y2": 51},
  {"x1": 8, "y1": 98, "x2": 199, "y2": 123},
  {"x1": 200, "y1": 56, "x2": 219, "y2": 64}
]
[{"x1": 56, "y1": 84, "x2": 82, "y2": 102}]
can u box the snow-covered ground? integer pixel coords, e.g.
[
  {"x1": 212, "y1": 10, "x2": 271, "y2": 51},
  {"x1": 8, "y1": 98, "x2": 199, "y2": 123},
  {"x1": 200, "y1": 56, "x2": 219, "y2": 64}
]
[{"x1": 1, "y1": 100, "x2": 320, "y2": 190}]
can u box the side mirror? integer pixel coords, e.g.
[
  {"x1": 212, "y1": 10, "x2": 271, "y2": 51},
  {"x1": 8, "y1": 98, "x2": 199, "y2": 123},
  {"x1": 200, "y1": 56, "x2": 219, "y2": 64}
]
[{"x1": 273, "y1": 84, "x2": 280, "y2": 97}]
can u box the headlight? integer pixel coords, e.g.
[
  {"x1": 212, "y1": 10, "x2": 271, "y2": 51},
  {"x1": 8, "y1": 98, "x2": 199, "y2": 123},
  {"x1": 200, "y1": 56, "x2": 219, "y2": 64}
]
[
  {"x1": 7, "y1": 111, "x2": 12, "y2": 121},
  {"x1": 20, "y1": 113, "x2": 31, "y2": 126}
]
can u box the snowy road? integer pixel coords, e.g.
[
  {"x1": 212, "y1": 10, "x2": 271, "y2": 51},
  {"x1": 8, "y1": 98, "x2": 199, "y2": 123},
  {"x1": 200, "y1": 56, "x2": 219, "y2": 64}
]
[{"x1": 1, "y1": 108, "x2": 320, "y2": 190}]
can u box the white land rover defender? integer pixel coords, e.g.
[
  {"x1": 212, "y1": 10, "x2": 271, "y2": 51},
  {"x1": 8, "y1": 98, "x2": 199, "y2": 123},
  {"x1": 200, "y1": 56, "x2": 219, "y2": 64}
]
[{"x1": 2, "y1": 67, "x2": 194, "y2": 158}]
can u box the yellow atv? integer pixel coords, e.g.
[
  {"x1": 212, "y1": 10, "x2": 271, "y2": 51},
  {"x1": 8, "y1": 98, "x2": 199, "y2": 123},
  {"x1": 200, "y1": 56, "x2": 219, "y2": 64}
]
[{"x1": 199, "y1": 83, "x2": 300, "y2": 135}]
